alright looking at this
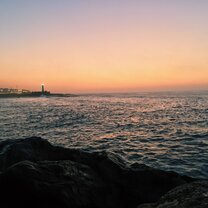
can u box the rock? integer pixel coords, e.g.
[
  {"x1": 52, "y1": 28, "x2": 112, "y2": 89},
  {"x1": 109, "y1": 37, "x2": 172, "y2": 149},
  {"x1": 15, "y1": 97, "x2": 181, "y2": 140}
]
[
  {"x1": 137, "y1": 203, "x2": 156, "y2": 208},
  {"x1": 0, "y1": 160, "x2": 103, "y2": 208},
  {"x1": 0, "y1": 137, "x2": 75, "y2": 170},
  {"x1": 137, "y1": 181, "x2": 208, "y2": 208},
  {"x1": 0, "y1": 137, "x2": 202, "y2": 208}
]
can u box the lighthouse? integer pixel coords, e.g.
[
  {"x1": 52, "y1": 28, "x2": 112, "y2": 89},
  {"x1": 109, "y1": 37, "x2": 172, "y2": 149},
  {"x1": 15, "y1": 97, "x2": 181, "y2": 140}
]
[{"x1": 41, "y1": 84, "x2": 45, "y2": 95}]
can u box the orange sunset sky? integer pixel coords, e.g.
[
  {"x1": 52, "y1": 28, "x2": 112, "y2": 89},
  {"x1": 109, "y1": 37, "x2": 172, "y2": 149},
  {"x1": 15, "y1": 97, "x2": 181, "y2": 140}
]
[{"x1": 1, "y1": 0, "x2": 208, "y2": 93}]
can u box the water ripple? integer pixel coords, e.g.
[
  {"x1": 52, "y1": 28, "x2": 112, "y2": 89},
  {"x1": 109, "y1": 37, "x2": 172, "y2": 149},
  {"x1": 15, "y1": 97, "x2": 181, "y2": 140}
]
[{"x1": 0, "y1": 92, "x2": 208, "y2": 179}]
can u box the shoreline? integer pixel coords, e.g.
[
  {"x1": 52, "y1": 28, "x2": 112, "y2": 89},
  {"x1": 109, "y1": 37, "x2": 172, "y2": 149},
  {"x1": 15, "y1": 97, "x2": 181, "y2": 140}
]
[{"x1": 0, "y1": 93, "x2": 78, "y2": 98}]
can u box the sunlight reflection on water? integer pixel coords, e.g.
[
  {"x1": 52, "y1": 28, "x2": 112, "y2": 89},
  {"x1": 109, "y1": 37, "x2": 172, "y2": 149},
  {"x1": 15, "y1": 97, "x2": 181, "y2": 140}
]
[{"x1": 0, "y1": 92, "x2": 208, "y2": 179}]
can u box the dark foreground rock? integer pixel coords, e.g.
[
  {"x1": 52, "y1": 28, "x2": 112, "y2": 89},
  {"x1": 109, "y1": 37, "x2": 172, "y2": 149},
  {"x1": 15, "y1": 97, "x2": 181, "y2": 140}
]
[
  {"x1": 137, "y1": 181, "x2": 208, "y2": 208},
  {"x1": 0, "y1": 137, "x2": 206, "y2": 208}
]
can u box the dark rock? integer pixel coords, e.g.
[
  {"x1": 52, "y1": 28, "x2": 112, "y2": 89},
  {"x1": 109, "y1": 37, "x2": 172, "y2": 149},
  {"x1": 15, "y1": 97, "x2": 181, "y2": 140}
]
[
  {"x1": 137, "y1": 181, "x2": 208, "y2": 208},
  {"x1": 0, "y1": 137, "x2": 74, "y2": 170},
  {"x1": 0, "y1": 137, "x2": 202, "y2": 208},
  {"x1": 0, "y1": 160, "x2": 103, "y2": 208}
]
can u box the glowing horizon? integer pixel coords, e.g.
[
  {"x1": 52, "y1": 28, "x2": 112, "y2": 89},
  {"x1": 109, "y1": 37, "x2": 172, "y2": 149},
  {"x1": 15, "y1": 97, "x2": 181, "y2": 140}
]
[{"x1": 1, "y1": 0, "x2": 208, "y2": 93}]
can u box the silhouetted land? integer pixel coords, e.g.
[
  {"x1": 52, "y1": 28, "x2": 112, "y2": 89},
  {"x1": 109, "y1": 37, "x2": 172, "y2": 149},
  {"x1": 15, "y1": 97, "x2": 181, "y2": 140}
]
[{"x1": 0, "y1": 93, "x2": 78, "y2": 98}]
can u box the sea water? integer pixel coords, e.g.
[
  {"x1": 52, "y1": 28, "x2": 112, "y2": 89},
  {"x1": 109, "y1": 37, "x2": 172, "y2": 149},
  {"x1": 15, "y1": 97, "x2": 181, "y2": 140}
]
[{"x1": 0, "y1": 91, "x2": 208, "y2": 179}]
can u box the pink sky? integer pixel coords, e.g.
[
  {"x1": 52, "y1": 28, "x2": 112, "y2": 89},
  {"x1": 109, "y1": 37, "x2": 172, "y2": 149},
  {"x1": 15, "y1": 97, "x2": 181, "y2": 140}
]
[{"x1": 1, "y1": 0, "x2": 208, "y2": 93}]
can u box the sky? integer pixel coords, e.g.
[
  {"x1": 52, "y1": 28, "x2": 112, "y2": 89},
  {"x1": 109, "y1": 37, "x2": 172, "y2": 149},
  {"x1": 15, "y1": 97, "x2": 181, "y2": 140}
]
[{"x1": 0, "y1": 0, "x2": 208, "y2": 93}]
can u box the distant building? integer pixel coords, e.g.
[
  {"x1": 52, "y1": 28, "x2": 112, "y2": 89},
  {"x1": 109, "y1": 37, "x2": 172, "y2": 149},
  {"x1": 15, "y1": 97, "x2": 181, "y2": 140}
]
[
  {"x1": 31, "y1": 84, "x2": 50, "y2": 96},
  {"x1": 41, "y1": 84, "x2": 45, "y2": 94},
  {"x1": 22, "y1": 89, "x2": 31, "y2": 94},
  {"x1": 0, "y1": 88, "x2": 30, "y2": 94},
  {"x1": 0, "y1": 85, "x2": 50, "y2": 96}
]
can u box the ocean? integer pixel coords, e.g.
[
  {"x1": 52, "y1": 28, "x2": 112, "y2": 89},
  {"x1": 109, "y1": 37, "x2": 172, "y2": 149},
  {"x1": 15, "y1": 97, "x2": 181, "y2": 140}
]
[{"x1": 0, "y1": 91, "x2": 208, "y2": 179}]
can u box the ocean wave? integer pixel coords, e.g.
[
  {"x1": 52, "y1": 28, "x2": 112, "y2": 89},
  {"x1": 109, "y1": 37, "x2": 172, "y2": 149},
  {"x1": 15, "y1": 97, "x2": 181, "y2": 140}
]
[{"x1": 0, "y1": 93, "x2": 208, "y2": 179}]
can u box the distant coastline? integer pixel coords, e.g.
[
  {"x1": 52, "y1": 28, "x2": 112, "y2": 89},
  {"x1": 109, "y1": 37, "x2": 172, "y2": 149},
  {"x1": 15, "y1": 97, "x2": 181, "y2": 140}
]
[
  {"x1": 0, "y1": 87, "x2": 77, "y2": 98},
  {"x1": 0, "y1": 93, "x2": 77, "y2": 98}
]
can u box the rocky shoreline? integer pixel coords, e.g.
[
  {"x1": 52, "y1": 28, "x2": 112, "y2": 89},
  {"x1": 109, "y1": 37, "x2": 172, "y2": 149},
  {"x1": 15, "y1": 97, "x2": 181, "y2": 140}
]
[{"x1": 0, "y1": 137, "x2": 207, "y2": 208}]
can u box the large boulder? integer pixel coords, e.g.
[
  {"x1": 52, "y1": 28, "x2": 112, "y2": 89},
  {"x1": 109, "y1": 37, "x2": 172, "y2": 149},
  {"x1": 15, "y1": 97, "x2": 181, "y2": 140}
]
[
  {"x1": 0, "y1": 137, "x2": 202, "y2": 208},
  {"x1": 137, "y1": 181, "x2": 208, "y2": 208},
  {"x1": 0, "y1": 160, "x2": 103, "y2": 208},
  {"x1": 0, "y1": 137, "x2": 75, "y2": 170}
]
